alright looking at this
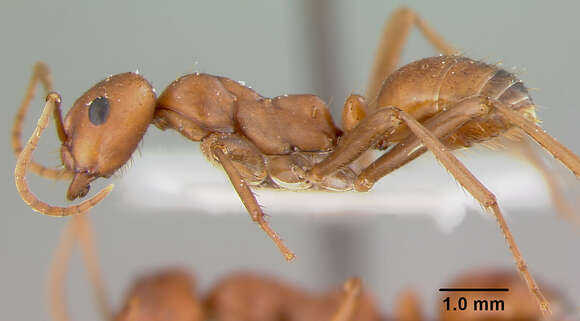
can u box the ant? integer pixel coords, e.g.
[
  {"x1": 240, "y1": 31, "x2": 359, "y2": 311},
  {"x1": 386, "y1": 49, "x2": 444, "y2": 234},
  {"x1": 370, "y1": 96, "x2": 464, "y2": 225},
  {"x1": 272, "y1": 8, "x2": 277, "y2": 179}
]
[
  {"x1": 12, "y1": 7, "x2": 580, "y2": 318},
  {"x1": 208, "y1": 269, "x2": 573, "y2": 321},
  {"x1": 47, "y1": 215, "x2": 378, "y2": 321},
  {"x1": 48, "y1": 218, "x2": 571, "y2": 321}
]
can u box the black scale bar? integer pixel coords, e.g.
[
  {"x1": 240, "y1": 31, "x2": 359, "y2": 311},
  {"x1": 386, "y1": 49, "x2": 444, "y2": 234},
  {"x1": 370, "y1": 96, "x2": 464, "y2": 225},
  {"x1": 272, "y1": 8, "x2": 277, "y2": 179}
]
[{"x1": 439, "y1": 288, "x2": 509, "y2": 292}]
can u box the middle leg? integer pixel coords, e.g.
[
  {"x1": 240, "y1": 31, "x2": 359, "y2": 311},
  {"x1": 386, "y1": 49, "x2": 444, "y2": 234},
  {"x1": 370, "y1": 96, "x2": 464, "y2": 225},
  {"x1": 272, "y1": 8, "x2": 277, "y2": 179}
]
[
  {"x1": 512, "y1": 138, "x2": 580, "y2": 226},
  {"x1": 309, "y1": 96, "x2": 489, "y2": 184},
  {"x1": 355, "y1": 96, "x2": 491, "y2": 191}
]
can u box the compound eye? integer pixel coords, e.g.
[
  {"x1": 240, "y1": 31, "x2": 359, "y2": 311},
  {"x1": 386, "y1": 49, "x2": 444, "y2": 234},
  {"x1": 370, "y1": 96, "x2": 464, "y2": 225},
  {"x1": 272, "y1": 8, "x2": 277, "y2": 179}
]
[{"x1": 88, "y1": 97, "x2": 110, "y2": 125}]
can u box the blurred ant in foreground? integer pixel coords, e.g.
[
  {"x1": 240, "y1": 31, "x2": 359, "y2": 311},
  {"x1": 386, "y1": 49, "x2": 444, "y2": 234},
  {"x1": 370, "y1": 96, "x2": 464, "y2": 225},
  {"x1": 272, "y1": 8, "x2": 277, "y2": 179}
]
[
  {"x1": 48, "y1": 215, "x2": 378, "y2": 321},
  {"x1": 13, "y1": 7, "x2": 580, "y2": 318},
  {"x1": 48, "y1": 219, "x2": 573, "y2": 321}
]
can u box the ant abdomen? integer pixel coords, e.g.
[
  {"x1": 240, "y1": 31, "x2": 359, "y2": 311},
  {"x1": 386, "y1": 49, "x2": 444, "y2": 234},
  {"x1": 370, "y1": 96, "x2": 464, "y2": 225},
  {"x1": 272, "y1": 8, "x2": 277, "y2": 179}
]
[{"x1": 376, "y1": 56, "x2": 537, "y2": 148}]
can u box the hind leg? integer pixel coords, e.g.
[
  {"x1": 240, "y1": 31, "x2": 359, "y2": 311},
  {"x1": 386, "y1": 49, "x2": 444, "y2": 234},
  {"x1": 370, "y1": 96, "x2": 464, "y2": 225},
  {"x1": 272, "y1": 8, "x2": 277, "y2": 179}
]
[
  {"x1": 492, "y1": 100, "x2": 580, "y2": 178},
  {"x1": 512, "y1": 138, "x2": 580, "y2": 226},
  {"x1": 309, "y1": 98, "x2": 552, "y2": 316},
  {"x1": 383, "y1": 109, "x2": 552, "y2": 316}
]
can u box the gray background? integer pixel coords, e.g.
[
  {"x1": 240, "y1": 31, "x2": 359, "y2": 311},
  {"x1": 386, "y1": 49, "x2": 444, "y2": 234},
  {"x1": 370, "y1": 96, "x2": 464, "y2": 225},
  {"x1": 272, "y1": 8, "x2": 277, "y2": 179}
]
[{"x1": 1, "y1": 1, "x2": 579, "y2": 320}]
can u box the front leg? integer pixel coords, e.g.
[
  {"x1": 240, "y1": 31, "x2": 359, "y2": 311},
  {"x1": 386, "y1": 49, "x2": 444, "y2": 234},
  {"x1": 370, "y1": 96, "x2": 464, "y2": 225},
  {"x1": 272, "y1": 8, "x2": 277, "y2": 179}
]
[{"x1": 202, "y1": 133, "x2": 295, "y2": 261}]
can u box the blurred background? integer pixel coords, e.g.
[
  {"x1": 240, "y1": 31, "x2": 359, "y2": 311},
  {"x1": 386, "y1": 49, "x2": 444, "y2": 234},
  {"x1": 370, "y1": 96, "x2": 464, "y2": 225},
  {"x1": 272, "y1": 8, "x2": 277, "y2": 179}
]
[{"x1": 1, "y1": 0, "x2": 579, "y2": 320}]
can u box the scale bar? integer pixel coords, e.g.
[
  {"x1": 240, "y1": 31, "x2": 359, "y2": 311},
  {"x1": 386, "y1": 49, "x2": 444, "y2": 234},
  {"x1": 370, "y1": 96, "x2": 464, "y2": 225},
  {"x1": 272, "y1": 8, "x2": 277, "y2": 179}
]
[{"x1": 439, "y1": 288, "x2": 509, "y2": 292}]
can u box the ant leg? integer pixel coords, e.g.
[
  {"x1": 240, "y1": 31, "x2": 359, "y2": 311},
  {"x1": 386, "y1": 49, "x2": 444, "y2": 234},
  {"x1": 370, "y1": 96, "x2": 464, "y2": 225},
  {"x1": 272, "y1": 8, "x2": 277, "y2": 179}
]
[
  {"x1": 310, "y1": 97, "x2": 486, "y2": 183},
  {"x1": 12, "y1": 62, "x2": 73, "y2": 180},
  {"x1": 325, "y1": 98, "x2": 555, "y2": 315},
  {"x1": 74, "y1": 214, "x2": 111, "y2": 321},
  {"x1": 395, "y1": 289, "x2": 422, "y2": 321},
  {"x1": 387, "y1": 109, "x2": 552, "y2": 317},
  {"x1": 15, "y1": 93, "x2": 113, "y2": 216},
  {"x1": 211, "y1": 147, "x2": 295, "y2": 261},
  {"x1": 330, "y1": 278, "x2": 362, "y2": 321},
  {"x1": 48, "y1": 214, "x2": 111, "y2": 321},
  {"x1": 355, "y1": 97, "x2": 490, "y2": 191},
  {"x1": 48, "y1": 217, "x2": 77, "y2": 321},
  {"x1": 366, "y1": 7, "x2": 458, "y2": 107},
  {"x1": 513, "y1": 138, "x2": 580, "y2": 226},
  {"x1": 309, "y1": 107, "x2": 402, "y2": 181},
  {"x1": 492, "y1": 100, "x2": 580, "y2": 178}
]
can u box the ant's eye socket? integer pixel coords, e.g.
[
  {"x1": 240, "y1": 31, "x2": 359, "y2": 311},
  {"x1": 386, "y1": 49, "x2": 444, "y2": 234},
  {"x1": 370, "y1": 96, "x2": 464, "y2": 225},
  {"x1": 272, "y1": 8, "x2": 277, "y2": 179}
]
[{"x1": 88, "y1": 97, "x2": 110, "y2": 126}]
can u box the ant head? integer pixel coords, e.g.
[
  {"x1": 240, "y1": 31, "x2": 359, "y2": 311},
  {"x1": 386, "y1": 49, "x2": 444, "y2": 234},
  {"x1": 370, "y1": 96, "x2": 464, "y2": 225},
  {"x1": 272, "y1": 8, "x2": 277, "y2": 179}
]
[{"x1": 60, "y1": 72, "x2": 156, "y2": 200}]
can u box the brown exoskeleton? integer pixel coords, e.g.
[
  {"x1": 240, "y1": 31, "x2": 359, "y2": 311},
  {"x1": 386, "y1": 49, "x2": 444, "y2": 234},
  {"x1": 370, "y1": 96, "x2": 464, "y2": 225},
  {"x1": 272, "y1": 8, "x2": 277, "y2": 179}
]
[
  {"x1": 111, "y1": 269, "x2": 572, "y2": 321},
  {"x1": 47, "y1": 216, "x2": 378, "y2": 321},
  {"x1": 13, "y1": 7, "x2": 580, "y2": 318},
  {"x1": 120, "y1": 273, "x2": 375, "y2": 321},
  {"x1": 48, "y1": 218, "x2": 572, "y2": 321},
  {"x1": 206, "y1": 273, "x2": 379, "y2": 321}
]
